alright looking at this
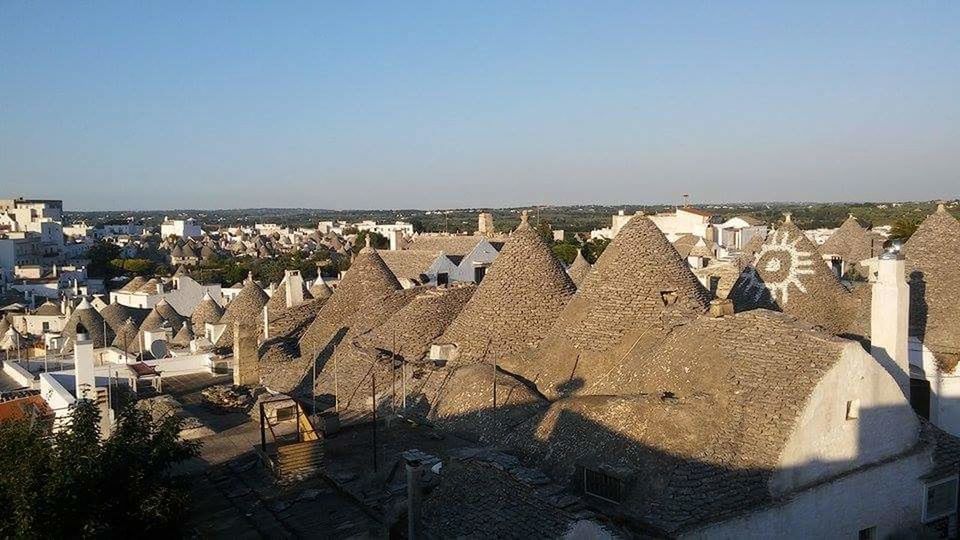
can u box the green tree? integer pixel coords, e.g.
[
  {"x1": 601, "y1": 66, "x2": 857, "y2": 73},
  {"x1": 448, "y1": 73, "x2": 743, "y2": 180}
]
[
  {"x1": 86, "y1": 241, "x2": 122, "y2": 279},
  {"x1": 110, "y1": 258, "x2": 156, "y2": 276},
  {"x1": 889, "y1": 216, "x2": 922, "y2": 241},
  {"x1": 582, "y1": 237, "x2": 611, "y2": 264},
  {"x1": 551, "y1": 243, "x2": 579, "y2": 265},
  {"x1": 535, "y1": 221, "x2": 554, "y2": 243},
  {"x1": 0, "y1": 398, "x2": 200, "y2": 537},
  {"x1": 351, "y1": 231, "x2": 389, "y2": 254}
]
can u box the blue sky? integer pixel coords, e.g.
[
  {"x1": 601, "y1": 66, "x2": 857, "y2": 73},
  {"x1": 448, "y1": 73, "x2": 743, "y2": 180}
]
[{"x1": 1, "y1": 2, "x2": 957, "y2": 210}]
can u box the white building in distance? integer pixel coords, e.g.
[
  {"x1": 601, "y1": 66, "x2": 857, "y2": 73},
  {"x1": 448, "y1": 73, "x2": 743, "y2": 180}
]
[{"x1": 160, "y1": 218, "x2": 203, "y2": 239}]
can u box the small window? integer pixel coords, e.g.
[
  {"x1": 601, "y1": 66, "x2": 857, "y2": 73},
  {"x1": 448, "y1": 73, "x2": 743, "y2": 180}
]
[
  {"x1": 660, "y1": 290, "x2": 678, "y2": 306},
  {"x1": 846, "y1": 399, "x2": 860, "y2": 420},
  {"x1": 858, "y1": 526, "x2": 876, "y2": 540},
  {"x1": 276, "y1": 405, "x2": 297, "y2": 422},
  {"x1": 474, "y1": 266, "x2": 487, "y2": 283},
  {"x1": 709, "y1": 276, "x2": 720, "y2": 296},
  {"x1": 437, "y1": 272, "x2": 449, "y2": 286},
  {"x1": 910, "y1": 378, "x2": 931, "y2": 420},
  {"x1": 581, "y1": 466, "x2": 626, "y2": 503},
  {"x1": 924, "y1": 476, "x2": 959, "y2": 523}
]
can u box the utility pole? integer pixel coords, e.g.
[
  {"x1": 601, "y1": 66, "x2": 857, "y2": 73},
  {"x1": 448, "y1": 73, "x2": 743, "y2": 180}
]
[
  {"x1": 492, "y1": 355, "x2": 497, "y2": 410},
  {"x1": 371, "y1": 370, "x2": 378, "y2": 473}
]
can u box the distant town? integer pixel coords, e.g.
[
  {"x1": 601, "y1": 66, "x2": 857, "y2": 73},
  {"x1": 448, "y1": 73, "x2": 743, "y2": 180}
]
[{"x1": 2, "y1": 194, "x2": 960, "y2": 537}]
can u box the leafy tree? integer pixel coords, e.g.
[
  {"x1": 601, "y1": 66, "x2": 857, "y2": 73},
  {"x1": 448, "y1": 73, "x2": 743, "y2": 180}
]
[
  {"x1": 535, "y1": 221, "x2": 554, "y2": 243},
  {"x1": 351, "y1": 231, "x2": 389, "y2": 254},
  {"x1": 890, "y1": 216, "x2": 922, "y2": 242},
  {"x1": 582, "y1": 237, "x2": 611, "y2": 264},
  {"x1": 552, "y1": 243, "x2": 579, "y2": 265},
  {"x1": 0, "y1": 397, "x2": 200, "y2": 537},
  {"x1": 86, "y1": 241, "x2": 122, "y2": 279},
  {"x1": 110, "y1": 258, "x2": 156, "y2": 276}
]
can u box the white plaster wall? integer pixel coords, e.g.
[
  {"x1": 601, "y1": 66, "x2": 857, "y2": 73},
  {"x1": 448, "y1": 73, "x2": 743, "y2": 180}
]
[
  {"x1": 110, "y1": 291, "x2": 156, "y2": 309},
  {"x1": 685, "y1": 448, "x2": 930, "y2": 540},
  {"x1": 425, "y1": 255, "x2": 459, "y2": 285},
  {"x1": 773, "y1": 342, "x2": 918, "y2": 494},
  {"x1": 2, "y1": 360, "x2": 36, "y2": 388},
  {"x1": 930, "y1": 376, "x2": 960, "y2": 439},
  {"x1": 908, "y1": 338, "x2": 960, "y2": 438},
  {"x1": 14, "y1": 314, "x2": 65, "y2": 335},
  {"x1": 39, "y1": 372, "x2": 76, "y2": 422},
  {"x1": 454, "y1": 240, "x2": 500, "y2": 283}
]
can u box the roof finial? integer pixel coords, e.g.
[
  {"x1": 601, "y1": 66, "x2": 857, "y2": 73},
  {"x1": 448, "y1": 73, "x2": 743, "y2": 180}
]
[
  {"x1": 365, "y1": 234, "x2": 371, "y2": 248},
  {"x1": 246, "y1": 271, "x2": 253, "y2": 283},
  {"x1": 937, "y1": 200, "x2": 947, "y2": 213},
  {"x1": 783, "y1": 212, "x2": 792, "y2": 223},
  {"x1": 520, "y1": 210, "x2": 529, "y2": 226}
]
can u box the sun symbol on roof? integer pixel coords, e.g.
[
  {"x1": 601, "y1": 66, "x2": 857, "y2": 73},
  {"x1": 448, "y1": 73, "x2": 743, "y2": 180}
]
[{"x1": 739, "y1": 229, "x2": 815, "y2": 305}]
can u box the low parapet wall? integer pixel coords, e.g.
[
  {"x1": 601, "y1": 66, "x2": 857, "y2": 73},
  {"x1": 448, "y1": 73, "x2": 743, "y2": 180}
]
[{"x1": 1, "y1": 360, "x2": 36, "y2": 389}]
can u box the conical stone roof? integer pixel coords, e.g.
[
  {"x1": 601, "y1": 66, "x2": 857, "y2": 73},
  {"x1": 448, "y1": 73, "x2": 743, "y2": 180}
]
[
  {"x1": 729, "y1": 215, "x2": 859, "y2": 335},
  {"x1": 172, "y1": 322, "x2": 194, "y2": 346},
  {"x1": 265, "y1": 275, "x2": 313, "y2": 315},
  {"x1": 139, "y1": 307, "x2": 168, "y2": 332},
  {"x1": 566, "y1": 250, "x2": 592, "y2": 287},
  {"x1": 34, "y1": 301, "x2": 61, "y2": 317},
  {"x1": 215, "y1": 280, "x2": 269, "y2": 348},
  {"x1": 309, "y1": 278, "x2": 333, "y2": 299},
  {"x1": 61, "y1": 299, "x2": 107, "y2": 350},
  {"x1": 522, "y1": 213, "x2": 710, "y2": 398},
  {"x1": 137, "y1": 278, "x2": 162, "y2": 294},
  {"x1": 112, "y1": 318, "x2": 141, "y2": 354},
  {"x1": 191, "y1": 292, "x2": 224, "y2": 329},
  {"x1": 98, "y1": 301, "x2": 136, "y2": 342},
  {"x1": 299, "y1": 245, "x2": 401, "y2": 357},
  {"x1": 435, "y1": 211, "x2": 575, "y2": 367},
  {"x1": 820, "y1": 214, "x2": 884, "y2": 269},
  {"x1": 902, "y1": 204, "x2": 960, "y2": 368},
  {"x1": 120, "y1": 276, "x2": 147, "y2": 292},
  {"x1": 153, "y1": 299, "x2": 186, "y2": 332}
]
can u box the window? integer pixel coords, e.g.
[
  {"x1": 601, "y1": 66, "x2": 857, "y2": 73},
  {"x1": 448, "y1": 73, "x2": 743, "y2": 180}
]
[
  {"x1": 846, "y1": 399, "x2": 860, "y2": 420},
  {"x1": 436, "y1": 272, "x2": 449, "y2": 286},
  {"x1": 580, "y1": 466, "x2": 626, "y2": 503},
  {"x1": 474, "y1": 266, "x2": 486, "y2": 283},
  {"x1": 42, "y1": 321, "x2": 50, "y2": 332},
  {"x1": 709, "y1": 276, "x2": 720, "y2": 296},
  {"x1": 858, "y1": 526, "x2": 876, "y2": 540},
  {"x1": 276, "y1": 405, "x2": 297, "y2": 422},
  {"x1": 910, "y1": 378, "x2": 931, "y2": 420},
  {"x1": 924, "y1": 476, "x2": 958, "y2": 523},
  {"x1": 660, "y1": 290, "x2": 678, "y2": 306}
]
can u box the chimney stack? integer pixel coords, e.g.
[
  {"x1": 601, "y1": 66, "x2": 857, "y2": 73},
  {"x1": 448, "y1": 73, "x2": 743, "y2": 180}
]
[
  {"x1": 283, "y1": 270, "x2": 304, "y2": 308},
  {"x1": 74, "y1": 322, "x2": 96, "y2": 401},
  {"x1": 233, "y1": 320, "x2": 260, "y2": 387},
  {"x1": 871, "y1": 249, "x2": 910, "y2": 399},
  {"x1": 388, "y1": 229, "x2": 403, "y2": 251}
]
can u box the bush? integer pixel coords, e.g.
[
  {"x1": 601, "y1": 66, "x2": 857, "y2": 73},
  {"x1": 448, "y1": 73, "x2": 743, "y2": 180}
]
[{"x1": 0, "y1": 398, "x2": 200, "y2": 537}]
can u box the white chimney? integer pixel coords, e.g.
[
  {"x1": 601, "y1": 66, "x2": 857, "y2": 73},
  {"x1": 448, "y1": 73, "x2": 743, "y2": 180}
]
[
  {"x1": 389, "y1": 229, "x2": 403, "y2": 251},
  {"x1": 74, "y1": 322, "x2": 97, "y2": 401},
  {"x1": 283, "y1": 270, "x2": 304, "y2": 308},
  {"x1": 871, "y1": 249, "x2": 910, "y2": 398}
]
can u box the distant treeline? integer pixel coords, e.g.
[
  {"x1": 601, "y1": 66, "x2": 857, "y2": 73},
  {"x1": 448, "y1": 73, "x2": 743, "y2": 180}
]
[{"x1": 66, "y1": 200, "x2": 956, "y2": 235}]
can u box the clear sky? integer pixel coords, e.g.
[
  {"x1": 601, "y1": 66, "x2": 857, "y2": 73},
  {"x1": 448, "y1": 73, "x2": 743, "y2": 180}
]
[{"x1": 1, "y1": 2, "x2": 958, "y2": 210}]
